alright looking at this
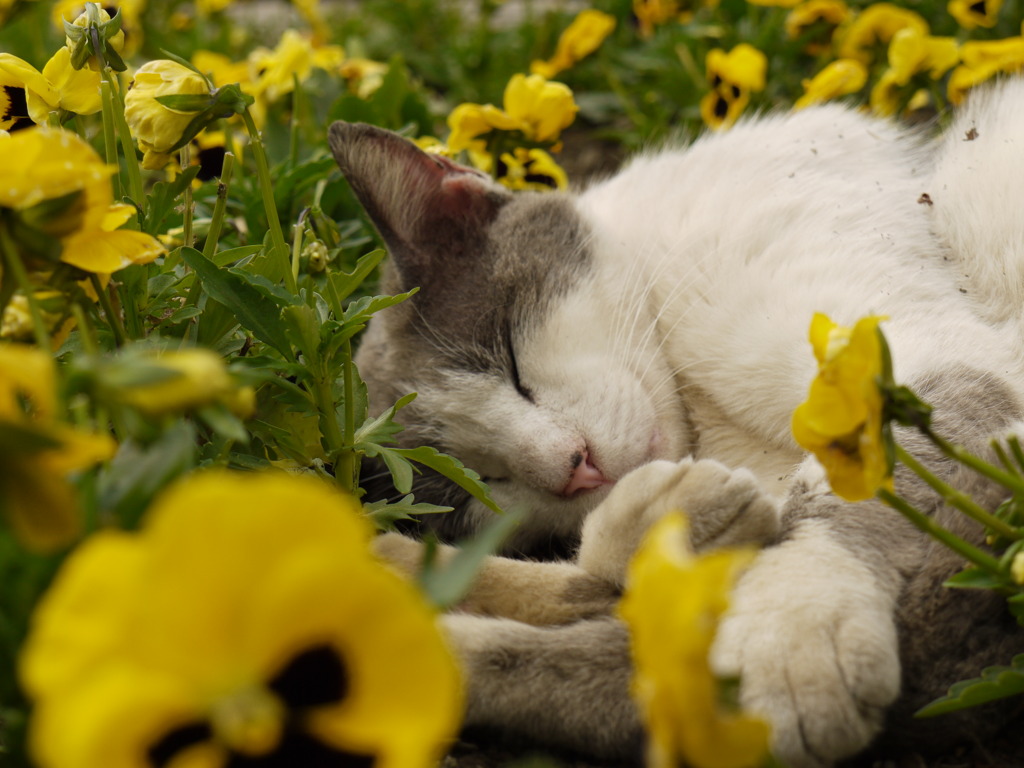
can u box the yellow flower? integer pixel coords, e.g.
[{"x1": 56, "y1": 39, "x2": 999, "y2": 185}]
[
  {"x1": 792, "y1": 313, "x2": 894, "y2": 502},
  {"x1": 21, "y1": 470, "x2": 463, "y2": 768},
  {"x1": 747, "y1": 0, "x2": 801, "y2": 9},
  {"x1": 248, "y1": 29, "x2": 345, "y2": 104},
  {"x1": 0, "y1": 343, "x2": 115, "y2": 551},
  {"x1": 837, "y1": 4, "x2": 929, "y2": 65},
  {"x1": 98, "y1": 348, "x2": 255, "y2": 418},
  {"x1": 948, "y1": 0, "x2": 1002, "y2": 29},
  {"x1": 620, "y1": 512, "x2": 770, "y2": 768},
  {"x1": 124, "y1": 59, "x2": 214, "y2": 170},
  {"x1": 0, "y1": 49, "x2": 102, "y2": 128},
  {"x1": 341, "y1": 58, "x2": 389, "y2": 98},
  {"x1": 0, "y1": 291, "x2": 75, "y2": 348},
  {"x1": 700, "y1": 44, "x2": 767, "y2": 131},
  {"x1": 496, "y1": 147, "x2": 569, "y2": 191},
  {"x1": 785, "y1": 0, "x2": 850, "y2": 54},
  {"x1": 0, "y1": 127, "x2": 165, "y2": 272},
  {"x1": 795, "y1": 59, "x2": 867, "y2": 109},
  {"x1": 870, "y1": 28, "x2": 959, "y2": 115},
  {"x1": 634, "y1": 0, "x2": 686, "y2": 37},
  {"x1": 530, "y1": 10, "x2": 616, "y2": 79},
  {"x1": 947, "y1": 35, "x2": 1024, "y2": 104},
  {"x1": 447, "y1": 74, "x2": 577, "y2": 153}
]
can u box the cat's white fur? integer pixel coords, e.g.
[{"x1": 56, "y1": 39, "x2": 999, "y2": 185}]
[{"x1": 332, "y1": 79, "x2": 1024, "y2": 767}]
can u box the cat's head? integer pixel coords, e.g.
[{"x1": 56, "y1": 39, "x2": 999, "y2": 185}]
[{"x1": 329, "y1": 123, "x2": 689, "y2": 548}]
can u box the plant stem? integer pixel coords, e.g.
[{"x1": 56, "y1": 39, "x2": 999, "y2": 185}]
[
  {"x1": 180, "y1": 144, "x2": 194, "y2": 249},
  {"x1": 101, "y1": 68, "x2": 145, "y2": 212},
  {"x1": 0, "y1": 225, "x2": 51, "y2": 350},
  {"x1": 241, "y1": 108, "x2": 295, "y2": 294},
  {"x1": 924, "y1": 427, "x2": 1024, "y2": 498},
  {"x1": 896, "y1": 444, "x2": 1019, "y2": 540},
  {"x1": 202, "y1": 152, "x2": 235, "y2": 260},
  {"x1": 313, "y1": 374, "x2": 348, "y2": 488},
  {"x1": 89, "y1": 274, "x2": 127, "y2": 347},
  {"x1": 338, "y1": 338, "x2": 358, "y2": 492},
  {"x1": 878, "y1": 488, "x2": 1002, "y2": 573},
  {"x1": 99, "y1": 79, "x2": 121, "y2": 200}
]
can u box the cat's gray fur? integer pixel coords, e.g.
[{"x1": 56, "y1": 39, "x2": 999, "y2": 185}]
[{"x1": 329, "y1": 79, "x2": 1024, "y2": 766}]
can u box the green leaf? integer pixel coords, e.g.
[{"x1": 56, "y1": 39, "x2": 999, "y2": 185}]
[
  {"x1": 342, "y1": 290, "x2": 417, "y2": 325},
  {"x1": 282, "y1": 304, "x2": 322, "y2": 368},
  {"x1": 154, "y1": 94, "x2": 215, "y2": 112},
  {"x1": 329, "y1": 249, "x2": 384, "y2": 305},
  {"x1": 944, "y1": 566, "x2": 1010, "y2": 590},
  {"x1": 143, "y1": 167, "x2": 201, "y2": 236},
  {"x1": 364, "y1": 494, "x2": 453, "y2": 530},
  {"x1": 353, "y1": 392, "x2": 417, "y2": 447},
  {"x1": 394, "y1": 445, "x2": 502, "y2": 514},
  {"x1": 179, "y1": 247, "x2": 294, "y2": 358},
  {"x1": 211, "y1": 245, "x2": 263, "y2": 267},
  {"x1": 916, "y1": 654, "x2": 1024, "y2": 717},
  {"x1": 419, "y1": 509, "x2": 523, "y2": 608},
  {"x1": 0, "y1": 423, "x2": 62, "y2": 454},
  {"x1": 363, "y1": 444, "x2": 415, "y2": 494}
]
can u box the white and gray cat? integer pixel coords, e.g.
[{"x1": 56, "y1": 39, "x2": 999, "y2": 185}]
[{"x1": 328, "y1": 78, "x2": 1024, "y2": 767}]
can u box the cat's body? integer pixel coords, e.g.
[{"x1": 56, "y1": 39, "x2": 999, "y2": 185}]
[{"x1": 329, "y1": 78, "x2": 1024, "y2": 767}]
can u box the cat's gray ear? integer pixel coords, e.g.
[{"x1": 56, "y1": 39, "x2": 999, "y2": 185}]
[{"x1": 328, "y1": 122, "x2": 512, "y2": 286}]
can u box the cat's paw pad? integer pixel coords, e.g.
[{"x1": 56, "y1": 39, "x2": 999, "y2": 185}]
[
  {"x1": 712, "y1": 526, "x2": 901, "y2": 767},
  {"x1": 577, "y1": 458, "x2": 780, "y2": 585}
]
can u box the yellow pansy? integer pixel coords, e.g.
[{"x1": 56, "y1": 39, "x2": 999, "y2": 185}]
[
  {"x1": 700, "y1": 44, "x2": 767, "y2": 131},
  {"x1": 786, "y1": 0, "x2": 850, "y2": 54},
  {"x1": 341, "y1": 58, "x2": 389, "y2": 98},
  {"x1": 496, "y1": 147, "x2": 569, "y2": 191},
  {"x1": 794, "y1": 59, "x2": 867, "y2": 109},
  {"x1": 530, "y1": 10, "x2": 616, "y2": 79},
  {"x1": 21, "y1": 470, "x2": 463, "y2": 768},
  {"x1": 870, "y1": 27, "x2": 958, "y2": 115},
  {"x1": 97, "y1": 348, "x2": 255, "y2": 418},
  {"x1": 124, "y1": 59, "x2": 214, "y2": 170},
  {"x1": 447, "y1": 74, "x2": 577, "y2": 153},
  {"x1": 0, "y1": 127, "x2": 164, "y2": 272},
  {"x1": 0, "y1": 343, "x2": 115, "y2": 551},
  {"x1": 947, "y1": 35, "x2": 1024, "y2": 104},
  {"x1": 948, "y1": 0, "x2": 1002, "y2": 29},
  {"x1": 837, "y1": 4, "x2": 929, "y2": 65},
  {"x1": 0, "y1": 49, "x2": 101, "y2": 128},
  {"x1": 248, "y1": 29, "x2": 345, "y2": 104},
  {"x1": 620, "y1": 512, "x2": 770, "y2": 768},
  {"x1": 792, "y1": 313, "x2": 894, "y2": 502}
]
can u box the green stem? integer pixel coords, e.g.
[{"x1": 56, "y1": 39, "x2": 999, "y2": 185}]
[
  {"x1": 896, "y1": 444, "x2": 1019, "y2": 540},
  {"x1": 0, "y1": 225, "x2": 51, "y2": 350},
  {"x1": 89, "y1": 274, "x2": 127, "y2": 347},
  {"x1": 99, "y1": 79, "x2": 121, "y2": 200},
  {"x1": 102, "y1": 68, "x2": 145, "y2": 213},
  {"x1": 924, "y1": 427, "x2": 1024, "y2": 499},
  {"x1": 338, "y1": 338, "x2": 358, "y2": 492},
  {"x1": 291, "y1": 218, "x2": 304, "y2": 291},
  {"x1": 241, "y1": 108, "x2": 295, "y2": 294},
  {"x1": 201, "y1": 152, "x2": 235, "y2": 260},
  {"x1": 180, "y1": 144, "x2": 194, "y2": 249},
  {"x1": 878, "y1": 488, "x2": 1003, "y2": 573},
  {"x1": 313, "y1": 374, "x2": 348, "y2": 489}
]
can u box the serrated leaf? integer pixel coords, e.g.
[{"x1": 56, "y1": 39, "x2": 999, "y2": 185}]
[
  {"x1": 342, "y1": 290, "x2": 417, "y2": 326},
  {"x1": 329, "y1": 249, "x2": 384, "y2": 304},
  {"x1": 393, "y1": 445, "x2": 502, "y2": 514},
  {"x1": 179, "y1": 247, "x2": 294, "y2": 358},
  {"x1": 282, "y1": 304, "x2": 322, "y2": 367},
  {"x1": 353, "y1": 392, "x2": 417, "y2": 447},
  {"x1": 419, "y1": 509, "x2": 523, "y2": 608},
  {"x1": 364, "y1": 494, "x2": 453, "y2": 530},
  {"x1": 362, "y1": 444, "x2": 415, "y2": 494},
  {"x1": 143, "y1": 166, "x2": 201, "y2": 236},
  {"x1": 916, "y1": 654, "x2": 1024, "y2": 717}
]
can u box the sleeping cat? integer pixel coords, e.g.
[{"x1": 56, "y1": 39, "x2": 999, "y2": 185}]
[{"x1": 328, "y1": 78, "x2": 1024, "y2": 767}]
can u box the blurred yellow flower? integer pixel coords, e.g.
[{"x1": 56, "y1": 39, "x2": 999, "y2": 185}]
[
  {"x1": 786, "y1": 0, "x2": 850, "y2": 54},
  {"x1": 1012, "y1": 551, "x2": 1024, "y2": 585},
  {"x1": 748, "y1": 0, "x2": 801, "y2": 9},
  {"x1": 838, "y1": 3, "x2": 929, "y2": 64},
  {"x1": 341, "y1": 58, "x2": 389, "y2": 99},
  {"x1": 795, "y1": 58, "x2": 867, "y2": 109},
  {"x1": 948, "y1": 0, "x2": 1002, "y2": 29},
  {"x1": 620, "y1": 512, "x2": 769, "y2": 768},
  {"x1": 634, "y1": 0, "x2": 686, "y2": 36},
  {"x1": 947, "y1": 35, "x2": 1024, "y2": 104},
  {"x1": 21, "y1": 470, "x2": 463, "y2": 768},
  {"x1": 792, "y1": 313, "x2": 894, "y2": 502},
  {"x1": 700, "y1": 44, "x2": 767, "y2": 131},
  {"x1": 99, "y1": 348, "x2": 255, "y2": 418},
  {"x1": 124, "y1": 59, "x2": 213, "y2": 170},
  {"x1": 530, "y1": 9, "x2": 616, "y2": 79},
  {"x1": 870, "y1": 27, "x2": 958, "y2": 115},
  {"x1": 447, "y1": 74, "x2": 577, "y2": 153},
  {"x1": 0, "y1": 49, "x2": 102, "y2": 128},
  {"x1": 0, "y1": 343, "x2": 115, "y2": 551},
  {"x1": 0, "y1": 127, "x2": 164, "y2": 272},
  {"x1": 249, "y1": 29, "x2": 344, "y2": 103},
  {"x1": 496, "y1": 147, "x2": 568, "y2": 191}
]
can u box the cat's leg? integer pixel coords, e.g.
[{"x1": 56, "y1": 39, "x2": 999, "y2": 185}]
[
  {"x1": 441, "y1": 613, "x2": 645, "y2": 762},
  {"x1": 577, "y1": 457, "x2": 782, "y2": 587},
  {"x1": 712, "y1": 369, "x2": 1024, "y2": 767}
]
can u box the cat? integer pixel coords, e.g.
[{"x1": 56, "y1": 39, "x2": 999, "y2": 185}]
[{"x1": 328, "y1": 77, "x2": 1024, "y2": 767}]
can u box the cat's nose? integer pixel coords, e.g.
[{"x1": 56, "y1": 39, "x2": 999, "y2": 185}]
[{"x1": 561, "y1": 450, "x2": 612, "y2": 497}]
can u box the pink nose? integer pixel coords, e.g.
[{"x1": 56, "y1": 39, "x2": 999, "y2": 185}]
[{"x1": 561, "y1": 451, "x2": 612, "y2": 497}]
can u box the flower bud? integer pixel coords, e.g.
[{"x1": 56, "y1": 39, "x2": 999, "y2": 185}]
[{"x1": 64, "y1": 3, "x2": 126, "y2": 71}]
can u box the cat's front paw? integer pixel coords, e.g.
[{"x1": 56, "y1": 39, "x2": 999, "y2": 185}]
[
  {"x1": 712, "y1": 520, "x2": 901, "y2": 767},
  {"x1": 577, "y1": 458, "x2": 780, "y2": 586}
]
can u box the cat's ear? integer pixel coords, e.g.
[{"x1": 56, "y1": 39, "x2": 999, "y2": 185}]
[{"x1": 328, "y1": 122, "x2": 512, "y2": 286}]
